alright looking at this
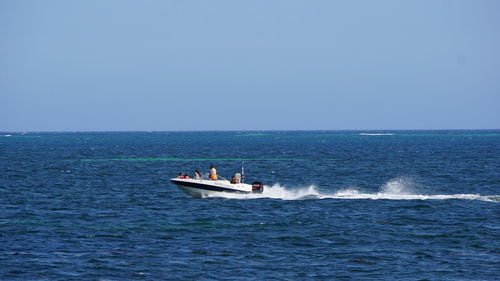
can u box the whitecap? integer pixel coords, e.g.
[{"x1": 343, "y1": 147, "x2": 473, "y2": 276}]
[{"x1": 359, "y1": 133, "x2": 395, "y2": 136}]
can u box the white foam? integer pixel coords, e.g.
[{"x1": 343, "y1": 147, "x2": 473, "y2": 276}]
[
  {"x1": 359, "y1": 133, "x2": 395, "y2": 136},
  {"x1": 210, "y1": 178, "x2": 499, "y2": 202}
]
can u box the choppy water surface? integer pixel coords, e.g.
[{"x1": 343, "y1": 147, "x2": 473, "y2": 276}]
[{"x1": 1, "y1": 131, "x2": 499, "y2": 280}]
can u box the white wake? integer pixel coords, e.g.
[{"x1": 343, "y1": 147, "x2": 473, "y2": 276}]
[{"x1": 211, "y1": 177, "x2": 499, "y2": 202}]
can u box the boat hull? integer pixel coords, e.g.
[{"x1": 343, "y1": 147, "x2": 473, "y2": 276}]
[{"x1": 171, "y1": 178, "x2": 253, "y2": 198}]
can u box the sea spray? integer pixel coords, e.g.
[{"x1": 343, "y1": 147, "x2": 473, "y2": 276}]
[
  {"x1": 379, "y1": 177, "x2": 415, "y2": 195},
  {"x1": 210, "y1": 177, "x2": 498, "y2": 202}
]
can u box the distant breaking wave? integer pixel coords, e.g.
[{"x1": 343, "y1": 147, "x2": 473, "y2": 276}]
[
  {"x1": 211, "y1": 178, "x2": 499, "y2": 202},
  {"x1": 359, "y1": 133, "x2": 395, "y2": 136}
]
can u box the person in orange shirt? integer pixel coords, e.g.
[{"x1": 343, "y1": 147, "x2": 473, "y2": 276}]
[{"x1": 209, "y1": 165, "x2": 218, "y2": 180}]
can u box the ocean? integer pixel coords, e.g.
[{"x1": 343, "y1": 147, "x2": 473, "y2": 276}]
[{"x1": 1, "y1": 130, "x2": 499, "y2": 280}]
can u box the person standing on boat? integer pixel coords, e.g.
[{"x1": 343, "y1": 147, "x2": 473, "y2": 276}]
[{"x1": 209, "y1": 165, "x2": 218, "y2": 180}]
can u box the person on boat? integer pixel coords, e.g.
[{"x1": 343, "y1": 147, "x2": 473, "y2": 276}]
[
  {"x1": 177, "y1": 172, "x2": 184, "y2": 179},
  {"x1": 230, "y1": 172, "x2": 241, "y2": 184},
  {"x1": 209, "y1": 165, "x2": 218, "y2": 180},
  {"x1": 183, "y1": 173, "x2": 190, "y2": 179},
  {"x1": 194, "y1": 170, "x2": 201, "y2": 180}
]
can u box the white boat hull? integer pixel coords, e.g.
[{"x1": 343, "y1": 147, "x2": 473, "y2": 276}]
[{"x1": 171, "y1": 178, "x2": 262, "y2": 198}]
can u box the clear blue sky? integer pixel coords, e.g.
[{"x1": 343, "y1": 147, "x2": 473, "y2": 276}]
[{"x1": 1, "y1": 0, "x2": 499, "y2": 131}]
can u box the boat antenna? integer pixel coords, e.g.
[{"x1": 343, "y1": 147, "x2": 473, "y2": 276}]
[{"x1": 241, "y1": 161, "x2": 245, "y2": 183}]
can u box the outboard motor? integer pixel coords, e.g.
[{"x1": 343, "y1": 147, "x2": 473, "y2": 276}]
[{"x1": 252, "y1": 181, "x2": 264, "y2": 193}]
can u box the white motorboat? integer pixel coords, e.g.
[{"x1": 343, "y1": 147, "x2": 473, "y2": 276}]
[{"x1": 171, "y1": 178, "x2": 264, "y2": 198}]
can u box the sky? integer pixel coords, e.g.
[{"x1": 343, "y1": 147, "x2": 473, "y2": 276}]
[{"x1": 1, "y1": 0, "x2": 499, "y2": 131}]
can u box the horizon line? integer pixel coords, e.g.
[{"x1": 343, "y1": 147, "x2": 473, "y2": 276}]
[{"x1": 1, "y1": 128, "x2": 499, "y2": 133}]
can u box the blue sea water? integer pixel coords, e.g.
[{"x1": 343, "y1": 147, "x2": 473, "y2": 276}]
[{"x1": 1, "y1": 130, "x2": 499, "y2": 280}]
